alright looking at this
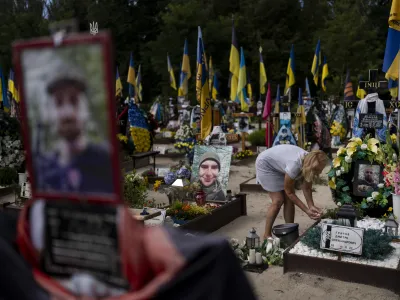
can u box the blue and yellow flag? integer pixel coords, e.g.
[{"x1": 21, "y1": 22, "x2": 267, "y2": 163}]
[
  {"x1": 136, "y1": 64, "x2": 143, "y2": 102},
  {"x1": 344, "y1": 70, "x2": 354, "y2": 100},
  {"x1": 127, "y1": 52, "x2": 137, "y2": 100},
  {"x1": 0, "y1": 67, "x2": 9, "y2": 112},
  {"x1": 178, "y1": 39, "x2": 191, "y2": 97},
  {"x1": 237, "y1": 47, "x2": 249, "y2": 112},
  {"x1": 383, "y1": 0, "x2": 400, "y2": 81},
  {"x1": 8, "y1": 69, "x2": 19, "y2": 103},
  {"x1": 311, "y1": 40, "x2": 321, "y2": 85},
  {"x1": 208, "y1": 56, "x2": 214, "y2": 92},
  {"x1": 229, "y1": 21, "x2": 240, "y2": 102},
  {"x1": 247, "y1": 70, "x2": 253, "y2": 103},
  {"x1": 273, "y1": 85, "x2": 280, "y2": 135},
  {"x1": 196, "y1": 27, "x2": 211, "y2": 139},
  {"x1": 259, "y1": 46, "x2": 267, "y2": 94},
  {"x1": 356, "y1": 75, "x2": 367, "y2": 99},
  {"x1": 295, "y1": 88, "x2": 306, "y2": 147},
  {"x1": 321, "y1": 56, "x2": 329, "y2": 92},
  {"x1": 285, "y1": 45, "x2": 295, "y2": 95},
  {"x1": 167, "y1": 54, "x2": 177, "y2": 90},
  {"x1": 115, "y1": 67, "x2": 123, "y2": 97},
  {"x1": 212, "y1": 73, "x2": 219, "y2": 100},
  {"x1": 389, "y1": 78, "x2": 398, "y2": 99}
]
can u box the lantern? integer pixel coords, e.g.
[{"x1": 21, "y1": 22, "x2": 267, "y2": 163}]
[
  {"x1": 336, "y1": 204, "x2": 357, "y2": 227},
  {"x1": 246, "y1": 228, "x2": 260, "y2": 249},
  {"x1": 384, "y1": 215, "x2": 399, "y2": 237}
]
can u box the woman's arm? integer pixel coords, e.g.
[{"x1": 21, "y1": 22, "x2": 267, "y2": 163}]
[{"x1": 302, "y1": 180, "x2": 323, "y2": 214}]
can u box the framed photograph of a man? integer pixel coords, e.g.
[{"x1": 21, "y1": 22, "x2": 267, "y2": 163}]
[
  {"x1": 13, "y1": 32, "x2": 121, "y2": 202},
  {"x1": 353, "y1": 160, "x2": 383, "y2": 197},
  {"x1": 191, "y1": 146, "x2": 233, "y2": 201}
]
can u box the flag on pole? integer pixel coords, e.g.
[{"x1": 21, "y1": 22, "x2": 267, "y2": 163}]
[
  {"x1": 115, "y1": 67, "x2": 123, "y2": 97},
  {"x1": 136, "y1": 64, "x2": 143, "y2": 102},
  {"x1": 127, "y1": 52, "x2": 137, "y2": 100},
  {"x1": 0, "y1": 67, "x2": 9, "y2": 112},
  {"x1": 284, "y1": 45, "x2": 295, "y2": 95},
  {"x1": 259, "y1": 46, "x2": 267, "y2": 94},
  {"x1": 273, "y1": 85, "x2": 281, "y2": 135},
  {"x1": 208, "y1": 56, "x2": 214, "y2": 92},
  {"x1": 383, "y1": 0, "x2": 400, "y2": 81},
  {"x1": 229, "y1": 20, "x2": 240, "y2": 102},
  {"x1": 179, "y1": 39, "x2": 191, "y2": 97},
  {"x1": 237, "y1": 47, "x2": 249, "y2": 112},
  {"x1": 247, "y1": 71, "x2": 253, "y2": 104},
  {"x1": 344, "y1": 70, "x2": 354, "y2": 100},
  {"x1": 8, "y1": 69, "x2": 19, "y2": 103},
  {"x1": 321, "y1": 56, "x2": 329, "y2": 92},
  {"x1": 167, "y1": 54, "x2": 177, "y2": 90},
  {"x1": 212, "y1": 73, "x2": 219, "y2": 100},
  {"x1": 196, "y1": 27, "x2": 211, "y2": 139},
  {"x1": 356, "y1": 75, "x2": 367, "y2": 99},
  {"x1": 262, "y1": 83, "x2": 273, "y2": 147},
  {"x1": 389, "y1": 78, "x2": 398, "y2": 99},
  {"x1": 311, "y1": 40, "x2": 321, "y2": 85}
]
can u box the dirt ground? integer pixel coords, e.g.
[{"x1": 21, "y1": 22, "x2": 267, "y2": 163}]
[{"x1": 149, "y1": 156, "x2": 399, "y2": 300}]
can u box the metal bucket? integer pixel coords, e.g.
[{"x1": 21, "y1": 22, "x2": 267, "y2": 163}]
[{"x1": 272, "y1": 223, "x2": 299, "y2": 249}]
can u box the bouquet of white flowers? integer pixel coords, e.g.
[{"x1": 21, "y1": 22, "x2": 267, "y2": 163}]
[{"x1": 175, "y1": 125, "x2": 194, "y2": 142}]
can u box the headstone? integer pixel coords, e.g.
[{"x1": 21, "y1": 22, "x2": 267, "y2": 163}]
[
  {"x1": 358, "y1": 114, "x2": 384, "y2": 129},
  {"x1": 320, "y1": 223, "x2": 364, "y2": 255}
]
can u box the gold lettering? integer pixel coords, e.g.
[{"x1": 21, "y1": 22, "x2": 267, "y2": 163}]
[{"x1": 344, "y1": 101, "x2": 353, "y2": 109}]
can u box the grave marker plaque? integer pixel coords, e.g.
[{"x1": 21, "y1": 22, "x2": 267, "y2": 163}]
[
  {"x1": 359, "y1": 114, "x2": 384, "y2": 129},
  {"x1": 320, "y1": 224, "x2": 364, "y2": 255}
]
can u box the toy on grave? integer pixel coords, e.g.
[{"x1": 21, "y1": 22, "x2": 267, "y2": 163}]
[
  {"x1": 353, "y1": 70, "x2": 388, "y2": 143},
  {"x1": 204, "y1": 126, "x2": 227, "y2": 146}
]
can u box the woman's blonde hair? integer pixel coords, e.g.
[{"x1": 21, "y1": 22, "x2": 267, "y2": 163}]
[{"x1": 302, "y1": 150, "x2": 329, "y2": 183}]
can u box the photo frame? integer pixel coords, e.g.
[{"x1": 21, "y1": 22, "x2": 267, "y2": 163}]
[
  {"x1": 353, "y1": 160, "x2": 383, "y2": 197},
  {"x1": 13, "y1": 32, "x2": 121, "y2": 203},
  {"x1": 191, "y1": 145, "x2": 233, "y2": 201}
]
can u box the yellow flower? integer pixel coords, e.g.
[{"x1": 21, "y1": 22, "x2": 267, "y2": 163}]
[
  {"x1": 388, "y1": 207, "x2": 393, "y2": 212},
  {"x1": 333, "y1": 157, "x2": 341, "y2": 168},
  {"x1": 349, "y1": 137, "x2": 362, "y2": 146},
  {"x1": 329, "y1": 177, "x2": 336, "y2": 190},
  {"x1": 337, "y1": 147, "x2": 346, "y2": 156},
  {"x1": 391, "y1": 134, "x2": 397, "y2": 144},
  {"x1": 346, "y1": 142, "x2": 358, "y2": 157},
  {"x1": 384, "y1": 213, "x2": 387, "y2": 217},
  {"x1": 367, "y1": 138, "x2": 379, "y2": 154}
]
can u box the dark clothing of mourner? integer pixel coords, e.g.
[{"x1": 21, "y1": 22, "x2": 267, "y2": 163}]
[{"x1": 35, "y1": 144, "x2": 113, "y2": 195}]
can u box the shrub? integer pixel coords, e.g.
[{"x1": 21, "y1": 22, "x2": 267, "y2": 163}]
[
  {"x1": 123, "y1": 171, "x2": 148, "y2": 208},
  {"x1": 247, "y1": 129, "x2": 266, "y2": 146}
]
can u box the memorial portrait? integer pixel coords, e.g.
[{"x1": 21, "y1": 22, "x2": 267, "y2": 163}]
[
  {"x1": 191, "y1": 146, "x2": 233, "y2": 201},
  {"x1": 15, "y1": 36, "x2": 118, "y2": 200},
  {"x1": 353, "y1": 161, "x2": 383, "y2": 197}
]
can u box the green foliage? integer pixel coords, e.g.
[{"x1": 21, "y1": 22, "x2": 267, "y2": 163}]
[
  {"x1": 166, "y1": 201, "x2": 210, "y2": 220},
  {"x1": 0, "y1": 167, "x2": 18, "y2": 186},
  {"x1": 123, "y1": 171, "x2": 148, "y2": 208},
  {"x1": 301, "y1": 226, "x2": 394, "y2": 261},
  {"x1": 247, "y1": 129, "x2": 265, "y2": 146}
]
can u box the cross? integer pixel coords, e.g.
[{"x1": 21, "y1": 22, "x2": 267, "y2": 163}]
[{"x1": 359, "y1": 69, "x2": 388, "y2": 90}]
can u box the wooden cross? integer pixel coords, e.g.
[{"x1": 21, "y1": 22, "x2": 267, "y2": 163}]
[{"x1": 359, "y1": 69, "x2": 388, "y2": 90}]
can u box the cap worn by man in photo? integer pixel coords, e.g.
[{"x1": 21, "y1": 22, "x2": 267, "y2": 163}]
[{"x1": 199, "y1": 152, "x2": 221, "y2": 170}]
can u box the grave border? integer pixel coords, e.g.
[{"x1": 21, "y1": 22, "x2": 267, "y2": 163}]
[{"x1": 239, "y1": 177, "x2": 266, "y2": 193}]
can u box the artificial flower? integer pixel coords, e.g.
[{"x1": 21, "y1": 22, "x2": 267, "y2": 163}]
[
  {"x1": 344, "y1": 156, "x2": 352, "y2": 163},
  {"x1": 367, "y1": 138, "x2": 379, "y2": 154},
  {"x1": 378, "y1": 183, "x2": 384, "y2": 189},
  {"x1": 333, "y1": 157, "x2": 342, "y2": 168},
  {"x1": 337, "y1": 202, "x2": 342, "y2": 207},
  {"x1": 361, "y1": 144, "x2": 368, "y2": 150},
  {"x1": 340, "y1": 167, "x2": 345, "y2": 173},
  {"x1": 346, "y1": 142, "x2": 358, "y2": 157},
  {"x1": 328, "y1": 177, "x2": 336, "y2": 190},
  {"x1": 388, "y1": 207, "x2": 393, "y2": 212},
  {"x1": 391, "y1": 134, "x2": 397, "y2": 144},
  {"x1": 349, "y1": 137, "x2": 363, "y2": 145},
  {"x1": 367, "y1": 197, "x2": 374, "y2": 203},
  {"x1": 371, "y1": 192, "x2": 379, "y2": 199},
  {"x1": 336, "y1": 170, "x2": 341, "y2": 176},
  {"x1": 337, "y1": 147, "x2": 346, "y2": 156}
]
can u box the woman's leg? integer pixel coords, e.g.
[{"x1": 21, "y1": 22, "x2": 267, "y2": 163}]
[
  {"x1": 264, "y1": 191, "x2": 285, "y2": 239},
  {"x1": 283, "y1": 192, "x2": 295, "y2": 223}
]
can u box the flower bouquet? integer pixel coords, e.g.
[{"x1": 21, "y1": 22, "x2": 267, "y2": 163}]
[
  {"x1": 233, "y1": 149, "x2": 254, "y2": 160},
  {"x1": 388, "y1": 162, "x2": 400, "y2": 219},
  {"x1": 123, "y1": 171, "x2": 148, "y2": 208},
  {"x1": 166, "y1": 201, "x2": 211, "y2": 224}
]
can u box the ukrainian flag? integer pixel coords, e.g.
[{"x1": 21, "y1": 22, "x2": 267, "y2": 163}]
[
  {"x1": 321, "y1": 56, "x2": 329, "y2": 92},
  {"x1": 383, "y1": 0, "x2": 400, "y2": 81},
  {"x1": 0, "y1": 67, "x2": 9, "y2": 112},
  {"x1": 356, "y1": 76, "x2": 367, "y2": 99},
  {"x1": 259, "y1": 46, "x2": 267, "y2": 94},
  {"x1": 136, "y1": 64, "x2": 143, "y2": 102},
  {"x1": 167, "y1": 54, "x2": 177, "y2": 90},
  {"x1": 127, "y1": 52, "x2": 137, "y2": 100},
  {"x1": 311, "y1": 40, "x2": 321, "y2": 85},
  {"x1": 178, "y1": 39, "x2": 191, "y2": 97},
  {"x1": 344, "y1": 70, "x2": 354, "y2": 100},
  {"x1": 212, "y1": 73, "x2": 219, "y2": 100},
  {"x1": 208, "y1": 56, "x2": 214, "y2": 92},
  {"x1": 247, "y1": 71, "x2": 253, "y2": 102},
  {"x1": 229, "y1": 21, "x2": 240, "y2": 102},
  {"x1": 237, "y1": 47, "x2": 249, "y2": 112},
  {"x1": 115, "y1": 67, "x2": 123, "y2": 97},
  {"x1": 273, "y1": 85, "x2": 281, "y2": 135},
  {"x1": 8, "y1": 69, "x2": 19, "y2": 103},
  {"x1": 295, "y1": 88, "x2": 306, "y2": 147},
  {"x1": 196, "y1": 27, "x2": 211, "y2": 139},
  {"x1": 389, "y1": 78, "x2": 398, "y2": 99},
  {"x1": 285, "y1": 45, "x2": 295, "y2": 95}
]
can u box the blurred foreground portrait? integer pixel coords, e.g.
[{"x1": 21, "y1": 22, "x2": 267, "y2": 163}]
[{"x1": 20, "y1": 44, "x2": 114, "y2": 197}]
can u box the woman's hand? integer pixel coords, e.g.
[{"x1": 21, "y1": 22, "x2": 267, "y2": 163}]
[
  {"x1": 309, "y1": 205, "x2": 323, "y2": 215},
  {"x1": 306, "y1": 209, "x2": 321, "y2": 220}
]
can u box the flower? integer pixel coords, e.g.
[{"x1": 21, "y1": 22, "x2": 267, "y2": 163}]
[
  {"x1": 391, "y1": 134, "x2": 397, "y2": 144},
  {"x1": 153, "y1": 180, "x2": 163, "y2": 192},
  {"x1": 344, "y1": 156, "x2": 352, "y2": 163},
  {"x1": 346, "y1": 142, "x2": 358, "y2": 157},
  {"x1": 337, "y1": 147, "x2": 346, "y2": 156},
  {"x1": 328, "y1": 177, "x2": 336, "y2": 190},
  {"x1": 371, "y1": 192, "x2": 379, "y2": 199},
  {"x1": 367, "y1": 197, "x2": 374, "y2": 203},
  {"x1": 337, "y1": 202, "x2": 342, "y2": 207},
  {"x1": 388, "y1": 207, "x2": 393, "y2": 212},
  {"x1": 361, "y1": 144, "x2": 368, "y2": 150},
  {"x1": 340, "y1": 167, "x2": 345, "y2": 173},
  {"x1": 336, "y1": 170, "x2": 341, "y2": 176},
  {"x1": 367, "y1": 138, "x2": 379, "y2": 154},
  {"x1": 333, "y1": 157, "x2": 342, "y2": 168},
  {"x1": 164, "y1": 172, "x2": 177, "y2": 185},
  {"x1": 378, "y1": 183, "x2": 384, "y2": 189}
]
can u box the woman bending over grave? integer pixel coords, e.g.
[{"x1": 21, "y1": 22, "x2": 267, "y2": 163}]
[{"x1": 255, "y1": 145, "x2": 328, "y2": 239}]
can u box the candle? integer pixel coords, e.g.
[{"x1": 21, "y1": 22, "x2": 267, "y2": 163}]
[
  {"x1": 256, "y1": 252, "x2": 263, "y2": 265},
  {"x1": 249, "y1": 249, "x2": 256, "y2": 264}
]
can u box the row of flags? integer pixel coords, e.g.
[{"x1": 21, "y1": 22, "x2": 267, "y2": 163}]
[{"x1": 115, "y1": 52, "x2": 143, "y2": 102}]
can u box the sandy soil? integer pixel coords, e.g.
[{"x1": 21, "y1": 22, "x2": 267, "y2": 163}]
[{"x1": 147, "y1": 155, "x2": 399, "y2": 300}]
